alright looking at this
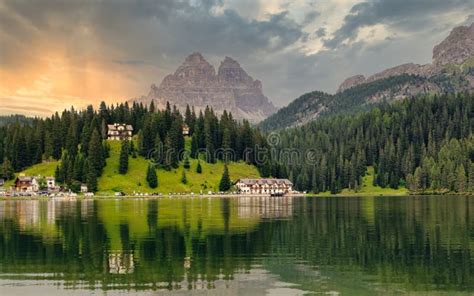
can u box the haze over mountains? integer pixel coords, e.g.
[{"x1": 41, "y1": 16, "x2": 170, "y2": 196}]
[
  {"x1": 259, "y1": 22, "x2": 474, "y2": 131},
  {"x1": 131, "y1": 53, "x2": 277, "y2": 123}
]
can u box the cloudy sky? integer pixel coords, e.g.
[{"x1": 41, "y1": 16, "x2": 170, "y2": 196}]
[{"x1": 1, "y1": 0, "x2": 473, "y2": 116}]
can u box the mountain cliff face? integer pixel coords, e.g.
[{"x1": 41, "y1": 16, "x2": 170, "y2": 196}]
[
  {"x1": 260, "y1": 23, "x2": 474, "y2": 131},
  {"x1": 337, "y1": 23, "x2": 474, "y2": 93},
  {"x1": 132, "y1": 53, "x2": 277, "y2": 123}
]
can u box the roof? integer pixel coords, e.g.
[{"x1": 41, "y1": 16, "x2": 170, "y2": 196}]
[
  {"x1": 16, "y1": 176, "x2": 34, "y2": 182},
  {"x1": 236, "y1": 178, "x2": 293, "y2": 186},
  {"x1": 107, "y1": 123, "x2": 133, "y2": 131}
]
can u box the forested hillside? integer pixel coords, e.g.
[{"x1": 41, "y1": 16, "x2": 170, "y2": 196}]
[
  {"x1": 259, "y1": 75, "x2": 426, "y2": 131},
  {"x1": 262, "y1": 93, "x2": 474, "y2": 194},
  {"x1": 0, "y1": 101, "x2": 267, "y2": 192}
]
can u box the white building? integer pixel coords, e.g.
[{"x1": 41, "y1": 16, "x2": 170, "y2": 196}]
[
  {"x1": 80, "y1": 184, "x2": 88, "y2": 193},
  {"x1": 46, "y1": 177, "x2": 56, "y2": 190},
  {"x1": 107, "y1": 123, "x2": 133, "y2": 141},
  {"x1": 235, "y1": 178, "x2": 293, "y2": 195}
]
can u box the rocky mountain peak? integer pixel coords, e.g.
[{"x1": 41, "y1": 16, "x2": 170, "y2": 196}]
[
  {"x1": 183, "y1": 52, "x2": 208, "y2": 64},
  {"x1": 337, "y1": 22, "x2": 474, "y2": 93},
  {"x1": 131, "y1": 53, "x2": 277, "y2": 123},
  {"x1": 173, "y1": 52, "x2": 216, "y2": 81},
  {"x1": 337, "y1": 75, "x2": 366, "y2": 93},
  {"x1": 433, "y1": 23, "x2": 474, "y2": 67},
  {"x1": 218, "y1": 56, "x2": 252, "y2": 84}
]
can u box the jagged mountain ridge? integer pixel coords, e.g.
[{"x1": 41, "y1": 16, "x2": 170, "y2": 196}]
[
  {"x1": 131, "y1": 53, "x2": 277, "y2": 123},
  {"x1": 337, "y1": 22, "x2": 474, "y2": 92},
  {"x1": 260, "y1": 22, "x2": 474, "y2": 131}
]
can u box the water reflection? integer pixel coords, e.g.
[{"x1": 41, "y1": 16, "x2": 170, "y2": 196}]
[{"x1": 0, "y1": 196, "x2": 472, "y2": 295}]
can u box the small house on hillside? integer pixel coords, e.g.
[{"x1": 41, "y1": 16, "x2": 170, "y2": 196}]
[
  {"x1": 107, "y1": 123, "x2": 133, "y2": 141},
  {"x1": 80, "y1": 184, "x2": 88, "y2": 193},
  {"x1": 46, "y1": 177, "x2": 56, "y2": 190},
  {"x1": 14, "y1": 176, "x2": 39, "y2": 192},
  {"x1": 182, "y1": 124, "x2": 190, "y2": 136},
  {"x1": 235, "y1": 178, "x2": 293, "y2": 195}
]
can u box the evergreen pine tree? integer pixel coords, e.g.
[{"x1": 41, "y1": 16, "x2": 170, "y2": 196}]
[
  {"x1": 130, "y1": 141, "x2": 137, "y2": 158},
  {"x1": 101, "y1": 118, "x2": 108, "y2": 140},
  {"x1": 468, "y1": 162, "x2": 474, "y2": 192},
  {"x1": 0, "y1": 158, "x2": 15, "y2": 180},
  {"x1": 87, "y1": 129, "x2": 104, "y2": 176},
  {"x1": 190, "y1": 132, "x2": 199, "y2": 159},
  {"x1": 55, "y1": 164, "x2": 63, "y2": 183},
  {"x1": 149, "y1": 100, "x2": 155, "y2": 113},
  {"x1": 183, "y1": 156, "x2": 190, "y2": 169},
  {"x1": 181, "y1": 169, "x2": 187, "y2": 184},
  {"x1": 219, "y1": 164, "x2": 231, "y2": 191},
  {"x1": 66, "y1": 157, "x2": 74, "y2": 184},
  {"x1": 146, "y1": 164, "x2": 158, "y2": 188},
  {"x1": 196, "y1": 160, "x2": 202, "y2": 174},
  {"x1": 119, "y1": 140, "x2": 129, "y2": 174},
  {"x1": 153, "y1": 135, "x2": 163, "y2": 165},
  {"x1": 73, "y1": 153, "x2": 84, "y2": 182},
  {"x1": 455, "y1": 164, "x2": 467, "y2": 193},
  {"x1": 140, "y1": 115, "x2": 156, "y2": 157},
  {"x1": 85, "y1": 159, "x2": 98, "y2": 192},
  {"x1": 66, "y1": 118, "x2": 79, "y2": 156}
]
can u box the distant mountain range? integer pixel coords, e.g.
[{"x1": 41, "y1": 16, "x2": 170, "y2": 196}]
[
  {"x1": 259, "y1": 22, "x2": 474, "y2": 131},
  {"x1": 130, "y1": 53, "x2": 277, "y2": 123}
]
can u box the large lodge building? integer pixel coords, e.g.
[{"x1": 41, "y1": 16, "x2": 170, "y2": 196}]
[{"x1": 235, "y1": 178, "x2": 293, "y2": 195}]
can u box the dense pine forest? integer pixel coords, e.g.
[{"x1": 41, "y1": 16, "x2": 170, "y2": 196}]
[
  {"x1": 258, "y1": 74, "x2": 425, "y2": 131},
  {"x1": 1, "y1": 92, "x2": 474, "y2": 194},
  {"x1": 0, "y1": 101, "x2": 267, "y2": 192},
  {"x1": 263, "y1": 93, "x2": 474, "y2": 194}
]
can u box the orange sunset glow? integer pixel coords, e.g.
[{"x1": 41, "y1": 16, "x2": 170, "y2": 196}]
[{"x1": 0, "y1": 49, "x2": 160, "y2": 116}]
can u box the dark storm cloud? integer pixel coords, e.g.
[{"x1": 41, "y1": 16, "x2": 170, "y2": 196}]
[
  {"x1": 315, "y1": 27, "x2": 326, "y2": 38},
  {"x1": 0, "y1": 0, "x2": 305, "y2": 66},
  {"x1": 302, "y1": 11, "x2": 320, "y2": 26},
  {"x1": 324, "y1": 0, "x2": 474, "y2": 49},
  {"x1": 1, "y1": 0, "x2": 473, "y2": 110}
]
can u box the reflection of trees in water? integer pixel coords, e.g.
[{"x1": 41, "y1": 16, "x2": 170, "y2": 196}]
[
  {"x1": 0, "y1": 197, "x2": 472, "y2": 292},
  {"x1": 268, "y1": 196, "x2": 474, "y2": 292},
  {"x1": 0, "y1": 198, "x2": 271, "y2": 291}
]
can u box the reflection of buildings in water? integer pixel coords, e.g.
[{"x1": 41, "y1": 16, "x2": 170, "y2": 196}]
[
  {"x1": 81, "y1": 199, "x2": 94, "y2": 218},
  {"x1": 47, "y1": 200, "x2": 56, "y2": 224},
  {"x1": 184, "y1": 256, "x2": 191, "y2": 269},
  {"x1": 237, "y1": 196, "x2": 293, "y2": 219},
  {"x1": 16, "y1": 200, "x2": 40, "y2": 229},
  {"x1": 108, "y1": 251, "x2": 135, "y2": 274},
  {"x1": 0, "y1": 200, "x2": 85, "y2": 231},
  {"x1": 0, "y1": 200, "x2": 42, "y2": 229}
]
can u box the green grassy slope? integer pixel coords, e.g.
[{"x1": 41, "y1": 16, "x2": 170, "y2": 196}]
[
  {"x1": 9, "y1": 139, "x2": 260, "y2": 194},
  {"x1": 4, "y1": 160, "x2": 59, "y2": 188},
  {"x1": 315, "y1": 167, "x2": 408, "y2": 196},
  {"x1": 98, "y1": 140, "x2": 260, "y2": 194}
]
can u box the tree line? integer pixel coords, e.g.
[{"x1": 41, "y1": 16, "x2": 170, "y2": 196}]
[
  {"x1": 0, "y1": 101, "x2": 267, "y2": 192},
  {"x1": 264, "y1": 93, "x2": 474, "y2": 194}
]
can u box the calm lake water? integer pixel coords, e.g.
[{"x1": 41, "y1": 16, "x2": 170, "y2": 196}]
[{"x1": 0, "y1": 196, "x2": 472, "y2": 295}]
